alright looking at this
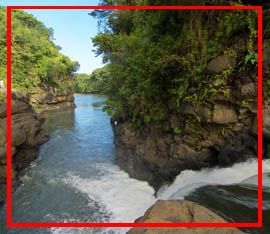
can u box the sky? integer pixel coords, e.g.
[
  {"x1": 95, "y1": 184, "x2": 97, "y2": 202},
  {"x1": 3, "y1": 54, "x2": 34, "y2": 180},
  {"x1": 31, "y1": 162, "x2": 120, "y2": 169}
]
[{"x1": 1, "y1": 0, "x2": 105, "y2": 74}]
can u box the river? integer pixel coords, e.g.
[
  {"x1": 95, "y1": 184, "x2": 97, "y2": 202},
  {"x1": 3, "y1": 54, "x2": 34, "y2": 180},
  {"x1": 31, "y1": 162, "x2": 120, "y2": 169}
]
[{"x1": 0, "y1": 94, "x2": 269, "y2": 234}]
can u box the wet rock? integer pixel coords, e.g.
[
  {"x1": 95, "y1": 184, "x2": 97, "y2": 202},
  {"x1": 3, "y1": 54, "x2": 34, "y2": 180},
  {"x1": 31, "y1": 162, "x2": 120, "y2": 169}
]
[
  {"x1": 127, "y1": 200, "x2": 245, "y2": 234},
  {"x1": 207, "y1": 55, "x2": 232, "y2": 73},
  {"x1": 212, "y1": 104, "x2": 237, "y2": 124}
]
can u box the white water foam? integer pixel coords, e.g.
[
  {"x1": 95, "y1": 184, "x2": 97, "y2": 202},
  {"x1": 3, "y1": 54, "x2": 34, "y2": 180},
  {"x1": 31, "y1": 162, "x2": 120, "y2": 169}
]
[
  {"x1": 158, "y1": 159, "x2": 270, "y2": 199},
  {"x1": 56, "y1": 164, "x2": 156, "y2": 234},
  {"x1": 52, "y1": 159, "x2": 269, "y2": 234},
  {"x1": 63, "y1": 165, "x2": 156, "y2": 223},
  {"x1": 240, "y1": 172, "x2": 270, "y2": 188}
]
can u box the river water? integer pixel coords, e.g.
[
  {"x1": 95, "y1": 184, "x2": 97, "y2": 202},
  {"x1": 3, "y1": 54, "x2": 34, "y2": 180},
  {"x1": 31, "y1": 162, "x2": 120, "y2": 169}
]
[{"x1": 0, "y1": 94, "x2": 269, "y2": 234}]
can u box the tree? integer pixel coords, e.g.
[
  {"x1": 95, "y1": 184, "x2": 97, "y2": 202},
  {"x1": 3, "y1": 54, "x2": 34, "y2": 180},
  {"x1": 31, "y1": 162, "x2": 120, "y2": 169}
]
[
  {"x1": 74, "y1": 65, "x2": 111, "y2": 94},
  {"x1": 0, "y1": 7, "x2": 79, "y2": 92},
  {"x1": 91, "y1": 0, "x2": 259, "y2": 125}
]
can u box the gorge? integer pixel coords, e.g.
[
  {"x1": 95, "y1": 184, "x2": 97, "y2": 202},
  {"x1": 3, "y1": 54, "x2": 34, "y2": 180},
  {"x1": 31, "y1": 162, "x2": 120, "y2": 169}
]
[{"x1": 0, "y1": 0, "x2": 270, "y2": 233}]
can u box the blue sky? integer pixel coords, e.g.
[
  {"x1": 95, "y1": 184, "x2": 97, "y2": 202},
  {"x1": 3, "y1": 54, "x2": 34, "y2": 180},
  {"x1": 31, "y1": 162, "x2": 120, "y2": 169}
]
[{"x1": 1, "y1": 0, "x2": 105, "y2": 74}]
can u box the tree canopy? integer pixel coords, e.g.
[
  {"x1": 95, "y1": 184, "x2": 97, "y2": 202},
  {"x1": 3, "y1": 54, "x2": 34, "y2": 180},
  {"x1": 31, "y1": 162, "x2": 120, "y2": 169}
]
[
  {"x1": 74, "y1": 65, "x2": 111, "y2": 94},
  {"x1": 91, "y1": 0, "x2": 267, "y2": 126},
  {"x1": 0, "y1": 8, "x2": 79, "y2": 92}
]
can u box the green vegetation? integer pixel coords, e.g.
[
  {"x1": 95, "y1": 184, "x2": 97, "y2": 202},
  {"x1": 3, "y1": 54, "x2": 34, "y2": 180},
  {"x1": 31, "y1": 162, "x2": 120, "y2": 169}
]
[
  {"x1": 74, "y1": 65, "x2": 111, "y2": 94},
  {"x1": 74, "y1": 73, "x2": 91, "y2": 93},
  {"x1": 0, "y1": 8, "x2": 79, "y2": 92},
  {"x1": 91, "y1": 0, "x2": 266, "y2": 126}
]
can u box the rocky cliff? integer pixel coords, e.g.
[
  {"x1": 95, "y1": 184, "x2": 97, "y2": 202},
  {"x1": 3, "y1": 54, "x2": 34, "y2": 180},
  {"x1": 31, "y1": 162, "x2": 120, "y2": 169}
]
[
  {"x1": 0, "y1": 92, "x2": 48, "y2": 205},
  {"x1": 127, "y1": 200, "x2": 245, "y2": 234},
  {"x1": 29, "y1": 87, "x2": 75, "y2": 113},
  {"x1": 112, "y1": 53, "x2": 270, "y2": 190}
]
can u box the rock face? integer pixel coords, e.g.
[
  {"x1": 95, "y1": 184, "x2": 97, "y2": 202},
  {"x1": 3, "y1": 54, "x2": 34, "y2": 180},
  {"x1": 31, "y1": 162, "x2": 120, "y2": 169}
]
[
  {"x1": 0, "y1": 92, "x2": 48, "y2": 205},
  {"x1": 127, "y1": 200, "x2": 245, "y2": 234},
  {"x1": 112, "y1": 111, "x2": 262, "y2": 190},
  {"x1": 112, "y1": 53, "x2": 270, "y2": 190},
  {"x1": 29, "y1": 87, "x2": 75, "y2": 113}
]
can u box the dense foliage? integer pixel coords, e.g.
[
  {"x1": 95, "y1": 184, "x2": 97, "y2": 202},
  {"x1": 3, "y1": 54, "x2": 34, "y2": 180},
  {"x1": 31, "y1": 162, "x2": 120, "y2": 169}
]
[
  {"x1": 74, "y1": 73, "x2": 91, "y2": 93},
  {"x1": 74, "y1": 65, "x2": 111, "y2": 94},
  {"x1": 91, "y1": 0, "x2": 266, "y2": 126},
  {"x1": 0, "y1": 8, "x2": 79, "y2": 91}
]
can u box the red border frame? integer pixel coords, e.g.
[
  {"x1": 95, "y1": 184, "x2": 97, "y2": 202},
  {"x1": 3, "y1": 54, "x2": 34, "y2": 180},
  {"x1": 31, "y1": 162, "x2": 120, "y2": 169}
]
[{"x1": 5, "y1": 5, "x2": 263, "y2": 229}]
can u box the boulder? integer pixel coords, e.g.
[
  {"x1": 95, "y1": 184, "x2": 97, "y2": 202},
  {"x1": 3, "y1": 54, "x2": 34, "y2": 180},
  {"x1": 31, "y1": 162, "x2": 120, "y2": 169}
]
[
  {"x1": 207, "y1": 55, "x2": 232, "y2": 73},
  {"x1": 127, "y1": 200, "x2": 245, "y2": 234},
  {"x1": 212, "y1": 104, "x2": 237, "y2": 124}
]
